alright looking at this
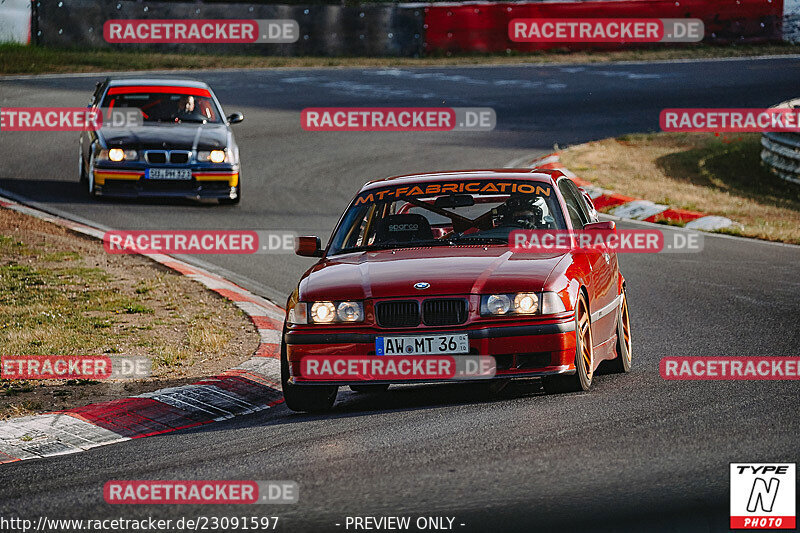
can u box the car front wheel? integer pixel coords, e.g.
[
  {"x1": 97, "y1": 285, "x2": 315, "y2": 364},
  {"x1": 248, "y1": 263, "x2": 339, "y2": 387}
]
[
  {"x1": 281, "y1": 343, "x2": 337, "y2": 412},
  {"x1": 86, "y1": 155, "x2": 99, "y2": 200},
  {"x1": 543, "y1": 292, "x2": 593, "y2": 394}
]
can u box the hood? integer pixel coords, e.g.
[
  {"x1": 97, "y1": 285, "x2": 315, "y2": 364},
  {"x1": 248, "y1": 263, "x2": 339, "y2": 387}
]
[
  {"x1": 300, "y1": 246, "x2": 568, "y2": 301},
  {"x1": 99, "y1": 123, "x2": 229, "y2": 151}
]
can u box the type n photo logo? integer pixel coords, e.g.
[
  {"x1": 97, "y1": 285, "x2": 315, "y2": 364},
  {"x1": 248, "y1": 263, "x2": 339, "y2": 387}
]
[{"x1": 730, "y1": 463, "x2": 796, "y2": 529}]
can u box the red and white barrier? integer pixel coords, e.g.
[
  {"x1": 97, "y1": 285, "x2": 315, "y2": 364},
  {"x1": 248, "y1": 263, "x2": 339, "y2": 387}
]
[
  {"x1": 421, "y1": 0, "x2": 785, "y2": 54},
  {"x1": 521, "y1": 152, "x2": 736, "y2": 231}
]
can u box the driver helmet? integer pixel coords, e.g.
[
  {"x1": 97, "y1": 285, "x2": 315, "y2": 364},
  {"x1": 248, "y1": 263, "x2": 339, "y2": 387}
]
[{"x1": 500, "y1": 195, "x2": 545, "y2": 229}]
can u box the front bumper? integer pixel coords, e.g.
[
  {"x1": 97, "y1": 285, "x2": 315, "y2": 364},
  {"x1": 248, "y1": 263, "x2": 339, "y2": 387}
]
[
  {"x1": 284, "y1": 318, "x2": 577, "y2": 385},
  {"x1": 93, "y1": 167, "x2": 238, "y2": 200}
]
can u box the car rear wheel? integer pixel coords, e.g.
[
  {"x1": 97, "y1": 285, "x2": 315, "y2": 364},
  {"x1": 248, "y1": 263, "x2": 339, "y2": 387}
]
[
  {"x1": 281, "y1": 343, "x2": 337, "y2": 412},
  {"x1": 605, "y1": 288, "x2": 632, "y2": 374},
  {"x1": 543, "y1": 293, "x2": 593, "y2": 394},
  {"x1": 349, "y1": 384, "x2": 390, "y2": 394}
]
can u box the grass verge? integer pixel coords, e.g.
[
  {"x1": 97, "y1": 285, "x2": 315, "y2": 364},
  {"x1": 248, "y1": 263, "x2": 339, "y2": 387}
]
[
  {"x1": 0, "y1": 42, "x2": 798, "y2": 75},
  {"x1": 0, "y1": 206, "x2": 260, "y2": 419},
  {"x1": 559, "y1": 133, "x2": 800, "y2": 244}
]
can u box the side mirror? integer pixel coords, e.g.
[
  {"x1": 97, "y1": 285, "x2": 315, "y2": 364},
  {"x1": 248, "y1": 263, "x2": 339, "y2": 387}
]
[
  {"x1": 227, "y1": 112, "x2": 244, "y2": 124},
  {"x1": 583, "y1": 220, "x2": 615, "y2": 231},
  {"x1": 295, "y1": 236, "x2": 323, "y2": 257}
]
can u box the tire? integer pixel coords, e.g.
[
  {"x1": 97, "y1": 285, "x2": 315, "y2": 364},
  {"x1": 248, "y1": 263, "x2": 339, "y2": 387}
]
[
  {"x1": 281, "y1": 342, "x2": 337, "y2": 412},
  {"x1": 543, "y1": 292, "x2": 594, "y2": 394},
  {"x1": 349, "y1": 384, "x2": 390, "y2": 394},
  {"x1": 86, "y1": 155, "x2": 99, "y2": 200},
  {"x1": 605, "y1": 288, "x2": 632, "y2": 374},
  {"x1": 79, "y1": 150, "x2": 87, "y2": 184},
  {"x1": 219, "y1": 183, "x2": 241, "y2": 205}
]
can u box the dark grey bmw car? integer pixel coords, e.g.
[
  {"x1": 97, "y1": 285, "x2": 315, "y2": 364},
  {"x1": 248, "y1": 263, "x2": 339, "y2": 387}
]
[{"x1": 79, "y1": 78, "x2": 244, "y2": 204}]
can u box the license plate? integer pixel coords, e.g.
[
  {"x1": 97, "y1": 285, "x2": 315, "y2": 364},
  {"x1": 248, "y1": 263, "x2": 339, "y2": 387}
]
[
  {"x1": 376, "y1": 334, "x2": 469, "y2": 356},
  {"x1": 145, "y1": 168, "x2": 192, "y2": 180}
]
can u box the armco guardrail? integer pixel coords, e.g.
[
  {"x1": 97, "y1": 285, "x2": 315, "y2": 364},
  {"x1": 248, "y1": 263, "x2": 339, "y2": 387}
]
[{"x1": 761, "y1": 132, "x2": 800, "y2": 185}]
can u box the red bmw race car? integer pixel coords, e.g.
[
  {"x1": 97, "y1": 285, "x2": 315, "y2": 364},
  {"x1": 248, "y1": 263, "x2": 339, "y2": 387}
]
[{"x1": 281, "y1": 169, "x2": 632, "y2": 412}]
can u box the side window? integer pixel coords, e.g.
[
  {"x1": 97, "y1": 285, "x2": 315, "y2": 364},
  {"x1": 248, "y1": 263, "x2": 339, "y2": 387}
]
[
  {"x1": 558, "y1": 179, "x2": 589, "y2": 229},
  {"x1": 579, "y1": 190, "x2": 599, "y2": 222}
]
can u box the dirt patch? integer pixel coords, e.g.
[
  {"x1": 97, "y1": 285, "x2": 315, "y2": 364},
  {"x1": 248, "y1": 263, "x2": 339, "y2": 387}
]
[
  {"x1": 0, "y1": 206, "x2": 261, "y2": 419},
  {"x1": 559, "y1": 132, "x2": 800, "y2": 244}
]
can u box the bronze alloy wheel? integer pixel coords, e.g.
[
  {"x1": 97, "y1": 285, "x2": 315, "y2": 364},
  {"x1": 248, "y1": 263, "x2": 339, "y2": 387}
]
[
  {"x1": 577, "y1": 295, "x2": 594, "y2": 383},
  {"x1": 543, "y1": 292, "x2": 593, "y2": 393},
  {"x1": 606, "y1": 288, "x2": 632, "y2": 373}
]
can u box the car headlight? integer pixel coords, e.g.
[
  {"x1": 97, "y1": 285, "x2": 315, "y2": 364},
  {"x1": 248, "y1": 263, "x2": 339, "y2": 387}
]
[
  {"x1": 98, "y1": 148, "x2": 137, "y2": 162},
  {"x1": 292, "y1": 301, "x2": 365, "y2": 324},
  {"x1": 485, "y1": 294, "x2": 512, "y2": 315},
  {"x1": 337, "y1": 301, "x2": 364, "y2": 322},
  {"x1": 310, "y1": 302, "x2": 336, "y2": 323},
  {"x1": 197, "y1": 149, "x2": 228, "y2": 163},
  {"x1": 481, "y1": 292, "x2": 566, "y2": 316},
  {"x1": 514, "y1": 292, "x2": 538, "y2": 314}
]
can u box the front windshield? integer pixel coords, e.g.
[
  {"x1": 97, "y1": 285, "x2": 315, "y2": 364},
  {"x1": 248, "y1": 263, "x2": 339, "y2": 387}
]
[
  {"x1": 101, "y1": 87, "x2": 223, "y2": 124},
  {"x1": 328, "y1": 179, "x2": 566, "y2": 255}
]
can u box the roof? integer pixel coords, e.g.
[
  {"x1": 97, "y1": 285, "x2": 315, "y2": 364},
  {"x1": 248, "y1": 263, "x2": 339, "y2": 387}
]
[
  {"x1": 107, "y1": 78, "x2": 211, "y2": 89},
  {"x1": 360, "y1": 168, "x2": 565, "y2": 191}
]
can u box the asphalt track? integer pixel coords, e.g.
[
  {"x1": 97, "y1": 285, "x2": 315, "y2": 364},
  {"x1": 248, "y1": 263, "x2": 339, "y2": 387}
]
[{"x1": 0, "y1": 57, "x2": 799, "y2": 532}]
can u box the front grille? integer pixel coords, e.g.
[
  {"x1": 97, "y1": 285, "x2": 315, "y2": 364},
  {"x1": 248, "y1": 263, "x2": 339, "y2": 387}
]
[
  {"x1": 170, "y1": 151, "x2": 190, "y2": 164},
  {"x1": 422, "y1": 299, "x2": 468, "y2": 326},
  {"x1": 143, "y1": 150, "x2": 191, "y2": 164},
  {"x1": 145, "y1": 151, "x2": 166, "y2": 164},
  {"x1": 376, "y1": 301, "x2": 419, "y2": 328}
]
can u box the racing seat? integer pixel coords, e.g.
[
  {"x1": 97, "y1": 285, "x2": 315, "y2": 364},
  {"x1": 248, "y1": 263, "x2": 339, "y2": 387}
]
[{"x1": 373, "y1": 214, "x2": 434, "y2": 244}]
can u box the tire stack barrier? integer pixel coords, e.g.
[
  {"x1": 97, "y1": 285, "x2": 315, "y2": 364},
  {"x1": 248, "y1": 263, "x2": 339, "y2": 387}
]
[
  {"x1": 29, "y1": 0, "x2": 791, "y2": 57},
  {"x1": 35, "y1": 0, "x2": 426, "y2": 57},
  {"x1": 761, "y1": 134, "x2": 800, "y2": 185},
  {"x1": 760, "y1": 98, "x2": 800, "y2": 186}
]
